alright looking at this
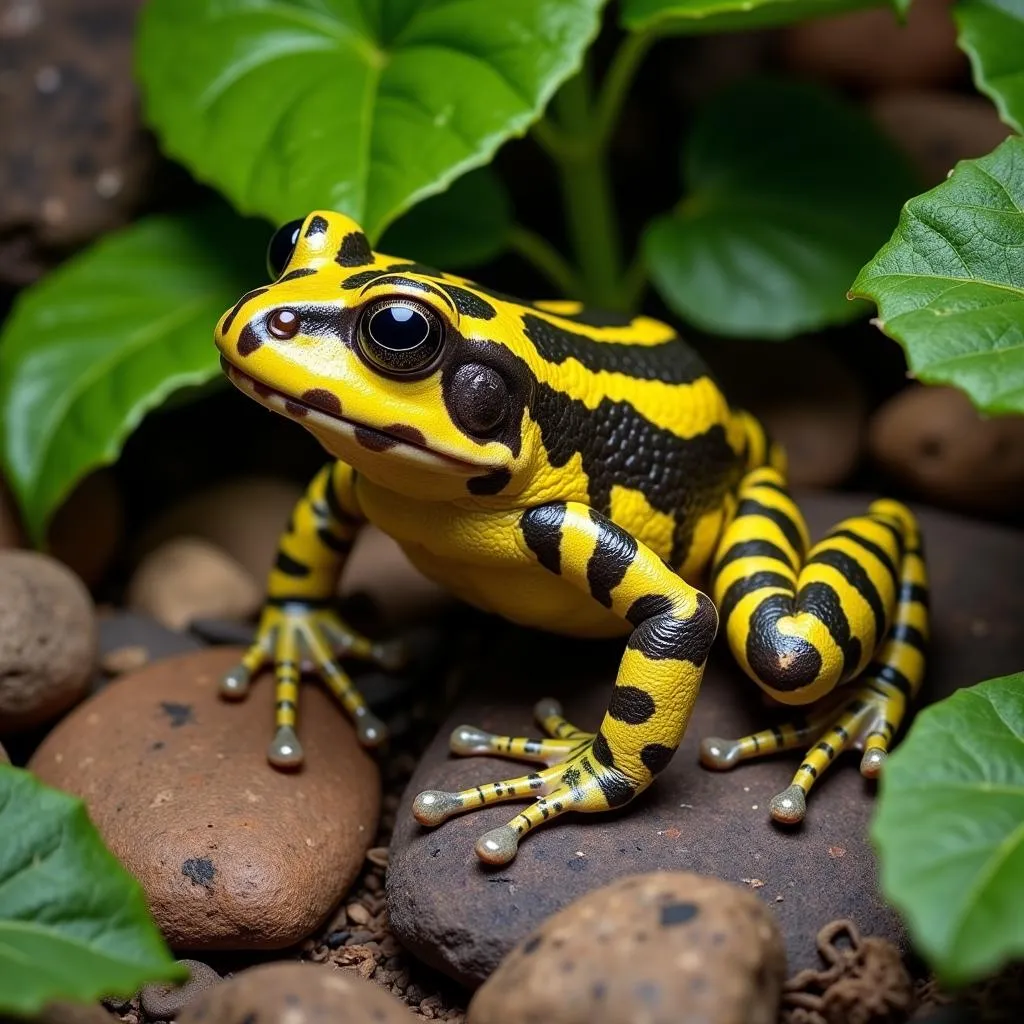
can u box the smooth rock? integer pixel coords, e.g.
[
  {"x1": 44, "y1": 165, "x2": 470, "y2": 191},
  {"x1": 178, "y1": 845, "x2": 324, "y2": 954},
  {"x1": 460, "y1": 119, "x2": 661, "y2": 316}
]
[
  {"x1": 127, "y1": 537, "x2": 262, "y2": 631},
  {"x1": 0, "y1": 1004, "x2": 115, "y2": 1024},
  {"x1": 140, "y1": 959, "x2": 222, "y2": 1019},
  {"x1": 781, "y1": 0, "x2": 965, "y2": 89},
  {"x1": 388, "y1": 493, "x2": 1024, "y2": 986},
  {"x1": 869, "y1": 90, "x2": 1013, "y2": 188},
  {"x1": 48, "y1": 469, "x2": 124, "y2": 589},
  {"x1": 29, "y1": 648, "x2": 380, "y2": 949},
  {"x1": 0, "y1": 551, "x2": 97, "y2": 733},
  {"x1": 468, "y1": 871, "x2": 785, "y2": 1024},
  {"x1": 175, "y1": 962, "x2": 412, "y2": 1024},
  {"x1": 869, "y1": 385, "x2": 1024, "y2": 515},
  {"x1": 703, "y1": 340, "x2": 865, "y2": 488},
  {"x1": 98, "y1": 610, "x2": 203, "y2": 668}
]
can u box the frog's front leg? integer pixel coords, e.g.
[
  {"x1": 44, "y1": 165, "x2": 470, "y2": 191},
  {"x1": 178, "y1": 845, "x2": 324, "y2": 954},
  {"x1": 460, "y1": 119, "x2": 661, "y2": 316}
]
[
  {"x1": 220, "y1": 461, "x2": 400, "y2": 767},
  {"x1": 412, "y1": 502, "x2": 718, "y2": 865}
]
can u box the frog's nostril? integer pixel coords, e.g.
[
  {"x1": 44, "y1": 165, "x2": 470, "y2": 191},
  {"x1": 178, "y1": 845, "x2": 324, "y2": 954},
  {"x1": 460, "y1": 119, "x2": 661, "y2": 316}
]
[{"x1": 268, "y1": 308, "x2": 301, "y2": 339}]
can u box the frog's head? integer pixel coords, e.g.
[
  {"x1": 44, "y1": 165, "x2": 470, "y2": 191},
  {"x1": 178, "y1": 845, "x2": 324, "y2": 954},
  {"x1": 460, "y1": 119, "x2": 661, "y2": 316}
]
[{"x1": 215, "y1": 210, "x2": 538, "y2": 502}]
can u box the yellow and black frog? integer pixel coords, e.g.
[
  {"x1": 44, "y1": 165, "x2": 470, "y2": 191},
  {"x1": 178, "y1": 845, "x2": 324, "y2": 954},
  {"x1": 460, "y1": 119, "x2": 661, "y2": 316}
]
[{"x1": 214, "y1": 211, "x2": 928, "y2": 866}]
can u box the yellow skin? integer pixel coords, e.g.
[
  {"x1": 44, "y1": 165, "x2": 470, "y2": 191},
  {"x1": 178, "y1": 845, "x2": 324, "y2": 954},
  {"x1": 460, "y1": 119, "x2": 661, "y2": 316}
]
[{"x1": 215, "y1": 210, "x2": 929, "y2": 865}]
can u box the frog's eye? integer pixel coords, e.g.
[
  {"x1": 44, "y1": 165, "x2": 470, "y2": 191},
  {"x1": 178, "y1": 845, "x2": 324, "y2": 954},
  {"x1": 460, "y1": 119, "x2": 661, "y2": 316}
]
[
  {"x1": 266, "y1": 218, "x2": 305, "y2": 280},
  {"x1": 357, "y1": 299, "x2": 445, "y2": 376}
]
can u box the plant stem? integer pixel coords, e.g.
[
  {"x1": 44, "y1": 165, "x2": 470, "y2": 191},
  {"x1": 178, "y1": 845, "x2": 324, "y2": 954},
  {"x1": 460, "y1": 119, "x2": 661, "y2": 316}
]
[
  {"x1": 551, "y1": 70, "x2": 625, "y2": 310},
  {"x1": 592, "y1": 28, "x2": 657, "y2": 153},
  {"x1": 507, "y1": 225, "x2": 584, "y2": 298}
]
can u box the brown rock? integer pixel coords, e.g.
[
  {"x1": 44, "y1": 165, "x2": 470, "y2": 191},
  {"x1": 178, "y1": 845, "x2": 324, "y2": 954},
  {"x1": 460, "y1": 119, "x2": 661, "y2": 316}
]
[
  {"x1": 703, "y1": 339, "x2": 866, "y2": 488},
  {"x1": 869, "y1": 385, "x2": 1024, "y2": 515},
  {"x1": 29, "y1": 648, "x2": 380, "y2": 949},
  {"x1": 48, "y1": 469, "x2": 123, "y2": 589},
  {"x1": 176, "y1": 962, "x2": 412, "y2": 1024},
  {"x1": 782, "y1": 0, "x2": 965, "y2": 90},
  {"x1": 387, "y1": 493, "x2": 1024, "y2": 986},
  {"x1": 0, "y1": 740, "x2": 7, "y2": 763},
  {"x1": 0, "y1": 0, "x2": 156, "y2": 285},
  {"x1": 468, "y1": 872, "x2": 785, "y2": 1024},
  {"x1": 0, "y1": 475, "x2": 24, "y2": 549},
  {"x1": 127, "y1": 537, "x2": 262, "y2": 630},
  {"x1": 140, "y1": 959, "x2": 222, "y2": 1019},
  {"x1": 0, "y1": 550, "x2": 96, "y2": 732},
  {"x1": 869, "y1": 90, "x2": 1013, "y2": 187}
]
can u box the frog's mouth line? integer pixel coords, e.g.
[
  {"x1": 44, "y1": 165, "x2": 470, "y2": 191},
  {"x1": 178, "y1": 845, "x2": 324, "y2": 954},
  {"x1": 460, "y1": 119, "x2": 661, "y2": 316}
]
[{"x1": 220, "y1": 357, "x2": 486, "y2": 474}]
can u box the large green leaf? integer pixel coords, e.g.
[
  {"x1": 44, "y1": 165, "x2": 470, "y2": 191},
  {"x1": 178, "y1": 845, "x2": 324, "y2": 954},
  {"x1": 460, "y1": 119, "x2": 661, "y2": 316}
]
[
  {"x1": 136, "y1": 0, "x2": 604, "y2": 242},
  {"x1": 643, "y1": 77, "x2": 918, "y2": 339},
  {"x1": 955, "y1": 0, "x2": 1024, "y2": 135},
  {"x1": 871, "y1": 674, "x2": 1024, "y2": 985},
  {"x1": 0, "y1": 209, "x2": 268, "y2": 542},
  {"x1": 850, "y1": 136, "x2": 1023, "y2": 415},
  {"x1": 621, "y1": 0, "x2": 885, "y2": 33},
  {"x1": 379, "y1": 167, "x2": 512, "y2": 268},
  {"x1": 0, "y1": 765, "x2": 185, "y2": 1014}
]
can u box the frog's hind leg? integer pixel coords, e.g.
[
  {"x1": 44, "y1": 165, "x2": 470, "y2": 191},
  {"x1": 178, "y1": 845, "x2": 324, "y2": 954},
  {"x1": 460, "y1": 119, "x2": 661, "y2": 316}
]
[
  {"x1": 447, "y1": 699, "x2": 593, "y2": 768},
  {"x1": 703, "y1": 468, "x2": 928, "y2": 823}
]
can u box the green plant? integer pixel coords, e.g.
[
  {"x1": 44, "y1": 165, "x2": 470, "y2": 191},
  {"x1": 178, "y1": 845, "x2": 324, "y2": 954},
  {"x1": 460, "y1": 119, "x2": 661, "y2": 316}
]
[{"x1": 0, "y1": 765, "x2": 184, "y2": 1015}]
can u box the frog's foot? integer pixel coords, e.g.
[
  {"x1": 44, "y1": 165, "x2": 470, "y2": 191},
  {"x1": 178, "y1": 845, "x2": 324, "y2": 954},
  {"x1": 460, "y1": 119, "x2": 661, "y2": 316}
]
[
  {"x1": 700, "y1": 676, "x2": 906, "y2": 825},
  {"x1": 413, "y1": 699, "x2": 643, "y2": 866},
  {"x1": 219, "y1": 604, "x2": 404, "y2": 768},
  {"x1": 446, "y1": 698, "x2": 594, "y2": 767}
]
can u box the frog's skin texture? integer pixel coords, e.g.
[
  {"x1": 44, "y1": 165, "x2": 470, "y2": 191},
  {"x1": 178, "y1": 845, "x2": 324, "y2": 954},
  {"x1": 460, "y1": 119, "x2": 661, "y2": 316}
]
[{"x1": 214, "y1": 210, "x2": 929, "y2": 864}]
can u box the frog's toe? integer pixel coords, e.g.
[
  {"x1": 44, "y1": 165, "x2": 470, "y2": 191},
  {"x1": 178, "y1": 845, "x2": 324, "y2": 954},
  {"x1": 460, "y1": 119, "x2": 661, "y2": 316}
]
[
  {"x1": 354, "y1": 706, "x2": 388, "y2": 747},
  {"x1": 769, "y1": 784, "x2": 806, "y2": 825},
  {"x1": 412, "y1": 790, "x2": 465, "y2": 827},
  {"x1": 268, "y1": 726, "x2": 304, "y2": 769},
  {"x1": 371, "y1": 639, "x2": 406, "y2": 672},
  {"x1": 698, "y1": 736, "x2": 743, "y2": 770},
  {"x1": 859, "y1": 744, "x2": 887, "y2": 778},
  {"x1": 450, "y1": 725, "x2": 496, "y2": 756},
  {"x1": 475, "y1": 825, "x2": 521, "y2": 866},
  {"x1": 220, "y1": 664, "x2": 252, "y2": 700}
]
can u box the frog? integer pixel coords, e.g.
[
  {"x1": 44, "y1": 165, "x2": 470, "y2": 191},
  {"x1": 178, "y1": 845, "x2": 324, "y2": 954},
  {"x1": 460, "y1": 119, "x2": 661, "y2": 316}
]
[{"x1": 213, "y1": 209, "x2": 929, "y2": 866}]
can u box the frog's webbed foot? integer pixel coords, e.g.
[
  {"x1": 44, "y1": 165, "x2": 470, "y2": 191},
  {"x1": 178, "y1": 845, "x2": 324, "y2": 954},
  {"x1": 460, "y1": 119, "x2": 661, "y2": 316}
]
[
  {"x1": 414, "y1": 699, "x2": 641, "y2": 866},
  {"x1": 699, "y1": 675, "x2": 906, "y2": 825},
  {"x1": 220, "y1": 603, "x2": 404, "y2": 768}
]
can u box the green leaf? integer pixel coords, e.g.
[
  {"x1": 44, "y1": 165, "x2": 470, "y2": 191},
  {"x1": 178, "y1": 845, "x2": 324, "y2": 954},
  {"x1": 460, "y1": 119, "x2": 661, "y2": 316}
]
[
  {"x1": 379, "y1": 167, "x2": 512, "y2": 268},
  {"x1": 621, "y1": 0, "x2": 886, "y2": 33},
  {"x1": 136, "y1": 0, "x2": 604, "y2": 242},
  {"x1": 0, "y1": 208, "x2": 268, "y2": 543},
  {"x1": 0, "y1": 765, "x2": 185, "y2": 1015},
  {"x1": 871, "y1": 674, "x2": 1024, "y2": 985},
  {"x1": 643, "y1": 77, "x2": 918, "y2": 339},
  {"x1": 850, "y1": 135, "x2": 1024, "y2": 416},
  {"x1": 955, "y1": 0, "x2": 1024, "y2": 135}
]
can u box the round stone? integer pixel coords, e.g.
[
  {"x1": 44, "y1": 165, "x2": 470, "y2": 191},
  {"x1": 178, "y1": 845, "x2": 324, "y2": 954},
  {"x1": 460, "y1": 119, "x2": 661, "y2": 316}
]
[
  {"x1": 468, "y1": 871, "x2": 786, "y2": 1024},
  {"x1": 29, "y1": 647, "x2": 380, "y2": 949},
  {"x1": 0, "y1": 550, "x2": 96, "y2": 733},
  {"x1": 176, "y1": 962, "x2": 411, "y2": 1023}
]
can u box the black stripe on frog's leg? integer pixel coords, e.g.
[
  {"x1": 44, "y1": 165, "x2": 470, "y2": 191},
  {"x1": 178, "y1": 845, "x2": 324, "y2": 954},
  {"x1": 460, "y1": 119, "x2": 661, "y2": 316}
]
[
  {"x1": 585, "y1": 509, "x2": 638, "y2": 608},
  {"x1": 336, "y1": 231, "x2": 374, "y2": 267},
  {"x1": 520, "y1": 503, "x2": 566, "y2": 575}
]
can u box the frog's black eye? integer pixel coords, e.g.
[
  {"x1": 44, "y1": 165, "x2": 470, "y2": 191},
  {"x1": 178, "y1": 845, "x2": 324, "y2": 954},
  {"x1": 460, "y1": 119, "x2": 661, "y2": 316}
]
[
  {"x1": 357, "y1": 299, "x2": 445, "y2": 376},
  {"x1": 449, "y1": 363, "x2": 509, "y2": 438},
  {"x1": 266, "y1": 218, "x2": 305, "y2": 280}
]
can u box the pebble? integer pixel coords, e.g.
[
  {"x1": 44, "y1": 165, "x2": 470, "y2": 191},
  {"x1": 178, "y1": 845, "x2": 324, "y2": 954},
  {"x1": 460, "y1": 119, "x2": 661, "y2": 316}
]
[
  {"x1": 869, "y1": 90, "x2": 1012, "y2": 188},
  {"x1": 781, "y1": 0, "x2": 965, "y2": 89},
  {"x1": 388, "y1": 493, "x2": 1024, "y2": 985},
  {"x1": 0, "y1": 550, "x2": 96, "y2": 732},
  {"x1": 29, "y1": 647, "x2": 380, "y2": 949},
  {"x1": 127, "y1": 536, "x2": 262, "y2": 630},
  {"x1": 140, "y1": 959, "x2": 222, "y2": 1019},
  {"x1": 47, "y1": 468, "x2": 123, "y2": 590},
  {"x1": 869, "y1": 385, "x2": 1024, "y2": 515},
  {"x1": 468, "y1": 872, "x2": 785, "y2": 1024},
  {"x1": 175, "y1": 962, "x2": 412, "y2": 1023}
]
